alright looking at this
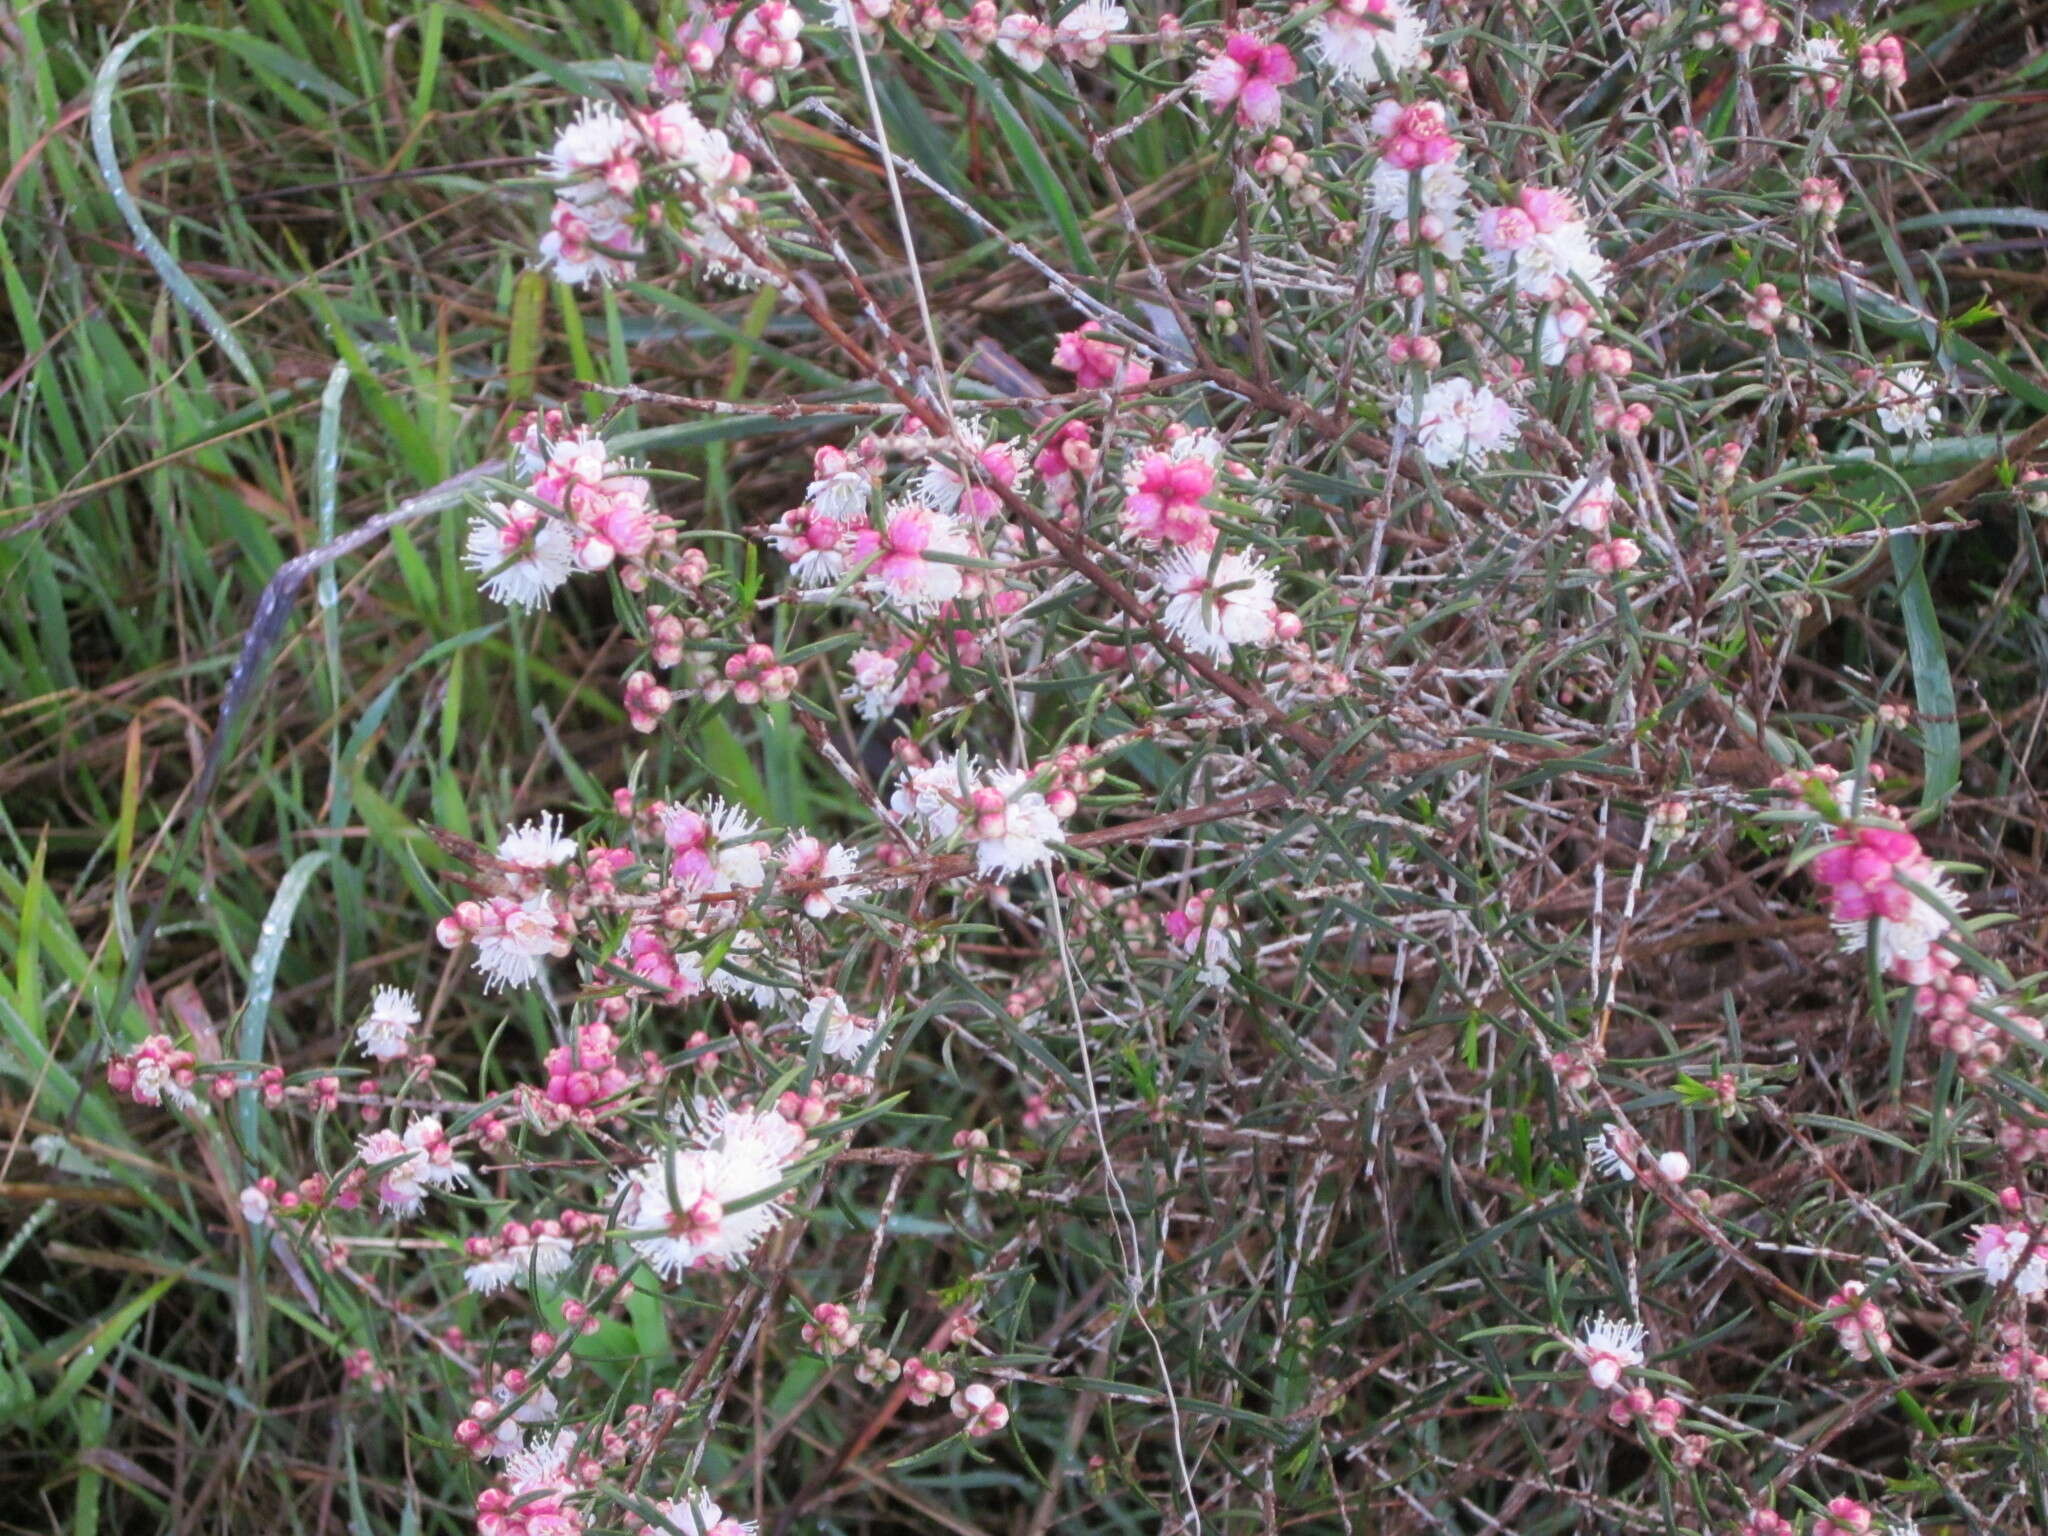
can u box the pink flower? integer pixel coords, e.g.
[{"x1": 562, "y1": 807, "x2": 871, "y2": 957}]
[
  {"x1": 850, "y1": 501, "x2": 974, "y2": 611},
  {"x1": 1194, "y1": 34, "x2": 1299, "y2": 129},
  {"x1": 1121, "y1": 449, "x2": 1217, "y2": 546},
  {"x1": 1052, "y1": 322, "x2": 1152, "y2": 392}
]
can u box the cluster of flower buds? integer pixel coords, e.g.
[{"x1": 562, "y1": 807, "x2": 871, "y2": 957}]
[
  {"x1": 1605, "y1": 1384, "x2": 1707, "y2": 1464},
  {"x1": 702, "y1": 642, "x2": 799, "y2": 706},
  {"x1": 1820, "y1": 1281, "x2": 1892, "y2": 1361},
  {"x1": 1858, "y1": 33, "x2": 1906, "y2": 89},
  {"x1": 105, "y1": 1033, "x2": 200, "y2": 1111},
  {"x1": 904, "y1": 1357, "x2": 957, "y2": 1406},
  {"x1": 952, "y1": 1127, "x2": 1024, "y2": 1194},
  {"x1": 1704, "y1": 0, "x2": 1780, "y2": 50},
  {"x1": 950, "y1": 1381, "x2": 1011, "y2": 1437},
  {"x1": 801, "y1": 1302, "x2": 863, "y2": 1357}
]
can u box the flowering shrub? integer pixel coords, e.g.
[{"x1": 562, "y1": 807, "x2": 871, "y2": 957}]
[{"x1": 8, "y1": 0, "x2": 2048, "y2": 1531}]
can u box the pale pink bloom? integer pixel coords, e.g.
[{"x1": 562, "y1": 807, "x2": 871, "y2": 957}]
[
  {"x1": 806, "y1": 443, "x2": 876, "y2": 521},
  {"x1": 1792, "y1": 35, "x2": 1846, "y2": 105},
  {"x1": 891, "y1": 752, "x2": 973, "y2": 840},
  {"x1": 358, "y1": 1126, "x2": 428, "y2": 1217},
  {"x1": 663, "y1": 798, "x2": 770, "y2": 894},
  {"x1": 1558, "y1": 473, "x2": 1621, "y2": 534},
  {"x1": 497, "y1": 811, "x2": 577, "y2": 884},
  {"x1": 1154, "y1": 546, "x2": 1280, "y2": 660},
  {"x1": 537, "y1": 196, "x2": 640, "y2": 288},
  {"x1": 1574, "y1": 1313, "x2": 1646, "y2": 1390},
  {"x1": 1973, "y1": 1221, "x2": 2048, "y2": 1296},
  {"x1": 356, "y1": 986, "x2": 421, "y2": 1063},
  {"x1": 239, "y1": 1184, "x2": 272, "y2": 1226},
  {"x1": 465, "y1": 892, "x2": 572, "y2": 992},
  {"x1": 850, "y1": 500, "x2": 974, "y2": 611},
  {"x1": 1194, "y1": 34, "x2": 1299, "y2": 129},
  {"x1": 402, "y1": 1114, "x2": 471, "y2": 1191},
  {"x1": 843, "y1": 646, "x2": 912, "y2": 722},
  {"x1": 781, "y1": 834, "x2": 867, "y2": 918},
  {"x1": 1477, "y1": 188, "x2": 1607, "y2": 300},
  {"x1": 996, "y1": 11, "x2": 1055, "y2": 69},
  {"x1": 619, "y1": 1100, "x2": 806, "y2": 1277},
  {"x1": 1397, "y1": 377, "x2": 1524, "y2": 467},
  {"x1": 654, "y1": 1490, "x2": 757, "y2": 1536},
  {"x1": 771, "y1": 503, "x2": 865, "y2": 588},
  {"x1": 466, "y1": 502, "x2": 576, "y2": 611},
  {"x1": 1053, "y1": 0, "x2": 1126, "y2": 63},
  {"x1": 968, "y1": 768, "x2": 1066, "y2": 878},
  {"x1": 105, "y1": 1033, "x2": 200, "y2": 1110},
  {"x1": 546, "y1": 104, "x2": 643, "y2": 198}
]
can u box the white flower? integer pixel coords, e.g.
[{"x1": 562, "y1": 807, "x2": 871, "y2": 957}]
[
  {"x1": 915, "y1": 420, "x2": 986, "y2": 514},
  {"x1": 1368, "y1": 159, "x2": 1470, "y2": 223},
  {"x1": 1975, "y1": 1222, "x2": 2048, "y2": 1298},
  {"x1": 1584, "y1": 1125, "x2": 1637, "y2": 1182},
  {"x1": 1055, "y1": 0, "x2": 1127, "y2": 50},
  {"x1": 503, "y1": 1226, "x2": 576, "y2": 1288},
  {"x1": 656, "y1": 1489, "x2": 757, "y2": 1536},
  {"x1": 1310, "y1": 0, "x2": 1428, "y2": 85},
  {"x1": 464, "y1": 1254, "x2": 520, "y2": 1295},
  {"x1": 239, "y1": 1185, "x2": 271, "y2": 1225},
  {"x1": 1791, "y1": 34, "x2": 1845, "y2": 77},
  {"x1": 498, "y1": 812, "x2": 577, "y2": 875},
  {"x1": 707, "y1": 928, "x2": 799, "y2": 1008},
  {"x1": 1488, "y1": 221, "x2": 1609, "y2": 300},
  {"x1": 1876, "y1": 366, "x2": 1942, "y2": 440},
  {"x1": 547, "y1": 105, "x2": 641, "y2": 186},
  {"x1": 1574, "y1": 1312, "x2": 1647, "y2": 1390},
  {"x1": 969, "y1": 768, "x2": 1066, "y2": 878},
  {"x1": 891, "y1": 752, "x2": 972, "y2": 840},
  {"x1": 504, "y1": 1428, "x2": 577, "y2": 1492},
  {"x1": 356, "y1": 986, "x2": 421, "y2": 1063},
  {"x1": 475, "y1": 891, "x2": 565, "y2": 993},
  {"x1": 1396, "y1": 377, "x2": 1524, "y2": 468},
  {"x1": 621, "y1": 1101, "x2": 806, "y2": 1278},
  {"x1": 799, "y1": 992, "x2": 881, "y2": 1062},
  {"x1": 465, "y1": 505, "x2": 576, "y2": 611},
  {"x1": 1154, "y1": 547, "x2": 1281, "y2": 660}
]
